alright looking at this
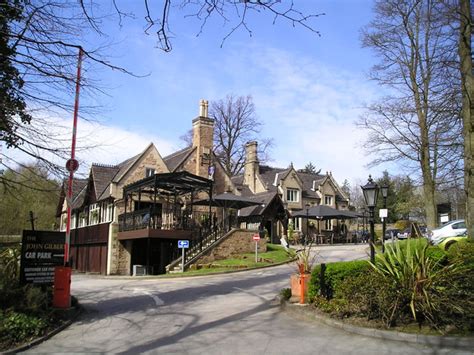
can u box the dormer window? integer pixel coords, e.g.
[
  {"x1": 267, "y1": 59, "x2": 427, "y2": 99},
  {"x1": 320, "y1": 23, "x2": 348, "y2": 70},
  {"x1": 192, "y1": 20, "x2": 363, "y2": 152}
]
[
  {"x1": 145, "y1": 168, "x2": 155, "y2": 177},
  {"x1": 324, "y1": 195, "x2": 333, "y2": 206},
  {"x1": 287, "y1": 188, "x2": 299, "y2": 202}
]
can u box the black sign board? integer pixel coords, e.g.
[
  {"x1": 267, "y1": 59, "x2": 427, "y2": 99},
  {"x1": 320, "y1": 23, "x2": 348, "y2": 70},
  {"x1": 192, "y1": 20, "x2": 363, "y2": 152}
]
[{"x1": 20, "y1": 230, "x2": 65, "y2": 285}]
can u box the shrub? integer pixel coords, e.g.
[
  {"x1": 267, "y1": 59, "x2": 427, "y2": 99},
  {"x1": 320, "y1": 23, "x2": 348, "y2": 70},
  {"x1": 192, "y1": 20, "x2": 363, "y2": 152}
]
[
  {"x1": 280, "y1": 288, "x2": 291, "y2": 301},
  {"x1": 394, "y1": 220, "x2": 410, "y2": 231},
  {"x1": 308, "y1": 260, "x2": 370, "y2": 300},
  {"x1": 335, "y1": 271, "x2": 410, "y2": 327},
  {"x1": 446, "y1": 240, "x2": 474, "y2": 267},
  {"x1": 0, "y1": 310, "x2": 48, "y2": 345},
  {"x1": 370, "y1": 239, "x2": 458, "y2": 327}
]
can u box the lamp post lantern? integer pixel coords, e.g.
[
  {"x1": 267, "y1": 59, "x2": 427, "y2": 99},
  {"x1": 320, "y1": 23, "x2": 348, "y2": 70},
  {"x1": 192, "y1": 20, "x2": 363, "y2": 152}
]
[
  {"x1": 361, "y1": 175, "x2": 379, "y2": 263},
  {"x1": 380, "y1": 185, "x2": 388, "y2": 253}
]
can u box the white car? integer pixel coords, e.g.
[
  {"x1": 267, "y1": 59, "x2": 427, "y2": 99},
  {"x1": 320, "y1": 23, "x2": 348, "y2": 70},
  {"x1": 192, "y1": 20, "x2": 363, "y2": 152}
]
[{"x1": 428, "y1": 219, "x2": 467, "y2": 245}]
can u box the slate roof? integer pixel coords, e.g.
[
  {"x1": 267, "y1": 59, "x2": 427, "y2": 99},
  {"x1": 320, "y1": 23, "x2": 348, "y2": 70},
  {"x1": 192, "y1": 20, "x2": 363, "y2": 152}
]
[
  {"x1": 232, "y1": 165, "x2": 329, "y2": 200},
  {"x1": 163, "y1": 146, "x2": 195, "y2": 172},
  {"x1": 91, "y1": 164, "x2": 121, "y2": 200},
  {"x1": 238, "y1": 191, "x2": 279, "y2": 217},
  {"x1": 112, "y1": 152, "x2": 142, "y2": 183}
]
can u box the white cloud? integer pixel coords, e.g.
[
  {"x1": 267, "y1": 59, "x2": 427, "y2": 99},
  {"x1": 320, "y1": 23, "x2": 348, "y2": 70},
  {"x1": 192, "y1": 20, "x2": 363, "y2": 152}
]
[
  {"x1": 2, "y1": 115, "x2": 176, "y2": 178},
  {"x1": 223, "y1": 45, "x2": 384, "y2": 183}
]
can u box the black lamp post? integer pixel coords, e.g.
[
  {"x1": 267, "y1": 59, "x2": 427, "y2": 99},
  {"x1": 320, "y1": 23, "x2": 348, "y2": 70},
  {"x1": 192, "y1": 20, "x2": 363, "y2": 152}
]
[
  {"x1": 305, "y1": 203, "x2": 311, "y2": 246},
  {"x1": 361, "y1": 175, "x2": 379, "y2": 263},
  {"x1": 380, "y1": 185, "x2": 388, "y2": 253}
]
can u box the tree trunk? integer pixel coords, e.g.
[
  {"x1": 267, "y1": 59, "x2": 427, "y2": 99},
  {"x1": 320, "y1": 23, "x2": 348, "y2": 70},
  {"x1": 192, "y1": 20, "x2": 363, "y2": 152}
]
[
  {"x1": 459, "y1": 0, "x2": 473, "y2": 240},
  {"x1": 422, "y1": 180, "x2": 437, "y2": 229}
]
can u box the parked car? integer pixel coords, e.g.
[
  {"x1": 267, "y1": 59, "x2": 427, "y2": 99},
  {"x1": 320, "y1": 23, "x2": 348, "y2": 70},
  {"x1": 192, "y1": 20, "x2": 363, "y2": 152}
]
[
  {"x1": 437, "y1": 232, "x2": 468, "y2": 250},
  {"x1": 428, "y1": 219, "x2": 467, "y2": 245},
  {"x1": 384, "y1": 228, "x2": 401, "y2": 240},
  {"x1": 397, "y1": 228, "x2": 411, "y2": 240}
]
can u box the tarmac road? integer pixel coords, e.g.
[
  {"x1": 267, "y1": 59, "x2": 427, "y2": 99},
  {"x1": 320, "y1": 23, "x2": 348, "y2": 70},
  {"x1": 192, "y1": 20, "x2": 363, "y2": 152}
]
[{"x1": 24, "y1": 244, "x2": 470, "y2": 354}]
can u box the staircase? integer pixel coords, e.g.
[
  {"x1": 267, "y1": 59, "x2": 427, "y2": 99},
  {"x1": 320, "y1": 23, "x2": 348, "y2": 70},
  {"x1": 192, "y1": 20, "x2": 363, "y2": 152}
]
[{"x1": 166, "y1": 227, "x2": 231, "y2": 272}]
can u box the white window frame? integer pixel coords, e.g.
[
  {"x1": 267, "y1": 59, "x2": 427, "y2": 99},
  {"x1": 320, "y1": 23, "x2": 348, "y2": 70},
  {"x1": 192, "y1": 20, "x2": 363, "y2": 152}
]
[
  {"x1": 325, "y1": 219, "x2": 333, "y2": 230},
  {"x1": 324, "y1": 195, "x2": 333, "y2": 206},
  {"x1": 145, "y1": 168, "x2": 155, "y2": 177},
  {"x1": 89, "y1": 203, "x2": 99, "y2": 225},
  {"x1": 293, "y1": 217, "x2": 302, "y2": 231},
  {"x1": 287, "y1": 188, "x2": 299, "y2": 203},
  {"x1": 78, "y1": 209, "x2": 88, "y2": 228},
  {"x1": 71, "y1": 214, "x2": 77, "y2": 229}
]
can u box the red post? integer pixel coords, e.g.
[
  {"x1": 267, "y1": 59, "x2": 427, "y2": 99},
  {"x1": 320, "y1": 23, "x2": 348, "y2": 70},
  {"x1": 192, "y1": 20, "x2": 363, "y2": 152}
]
[
  {"x1": 53, "y1": 266, "x2": 72, "y2": 308},
  {"x1": 299, "y1": 271, "x2": 306, "y2": 305},
  {"x1": 64, "y1": 47, "x2": 83, "y2": 265},
  {"x1": 55, "y1": 47, "x2": 83, "y2": 309}
]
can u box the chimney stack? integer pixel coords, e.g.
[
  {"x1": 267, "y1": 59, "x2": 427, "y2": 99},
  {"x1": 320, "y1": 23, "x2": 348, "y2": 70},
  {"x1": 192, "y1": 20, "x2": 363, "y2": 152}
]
[
  {"x1": 192, "y1": 99, "x2": 214, "y2": 177},
  {"x1": 243, "y1": 141, "x2": 259, "y2": 193}
]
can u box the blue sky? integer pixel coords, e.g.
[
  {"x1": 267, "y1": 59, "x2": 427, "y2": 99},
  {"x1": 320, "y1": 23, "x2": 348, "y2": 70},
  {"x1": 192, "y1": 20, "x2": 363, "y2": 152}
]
[{"x1": 24, "y1": 1, "x2": 388, "y2": 186}]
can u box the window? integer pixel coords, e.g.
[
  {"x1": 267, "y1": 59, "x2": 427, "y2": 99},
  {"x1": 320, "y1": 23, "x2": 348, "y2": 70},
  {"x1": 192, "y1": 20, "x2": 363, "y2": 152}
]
[
  {"x1": 145, "y1": 168, "x2": 155, "y2": 177},
  {"x1": 287, "y1": 188, "x2": 299, "y2": 202},
  {"x1": 325, "y1": 219, "x2": 333, "y2": 230},
  {"x1": 453, "y1": 222, "x2": 466, "y2": 229},
  {"x1": 324, "y1": 195, "x2": 333, "y2": 206},
  {"x1": 89, "y1": 203, "x2": 99, "y2": 225},
  {"x1": 71, "y1": 214, "x2": 76, "y2": 229},
  {"x1": 293, "y1": 217, "x2": 301, "y2": 231},
  {"x1": 100, "y1": 202, "x2": 114, "y2": 223},
  {"x1": 78, "y1": 209, "x2": 88, "y2": 228}
]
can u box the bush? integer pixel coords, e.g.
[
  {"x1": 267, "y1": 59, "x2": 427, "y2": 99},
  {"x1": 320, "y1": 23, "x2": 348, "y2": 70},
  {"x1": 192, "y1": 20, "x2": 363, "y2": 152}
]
[
  {"x1": 308, "y1": 260, "x2": 370, "y2": 300},
  {"x1": 394, "y1": 220, "x2": 410, "y2": 231},
  {"x1": 0, "y1": 310, "x2": 47, "y2": 346},
  {"x1": 446, "y1": 240, "x2": 474, "y2": 267},
  {"x1": 280, "y1": 288, "x2": 291, "y2": 301},
  {"x1": 371, "y1": 239, "x2": 460, "y2": 327}
]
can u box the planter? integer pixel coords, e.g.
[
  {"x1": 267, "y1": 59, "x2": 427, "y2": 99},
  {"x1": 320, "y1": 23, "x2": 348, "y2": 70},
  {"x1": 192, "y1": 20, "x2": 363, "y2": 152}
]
[{"x1": 290, "y1": 273, "x2": 310, "y2": 303}]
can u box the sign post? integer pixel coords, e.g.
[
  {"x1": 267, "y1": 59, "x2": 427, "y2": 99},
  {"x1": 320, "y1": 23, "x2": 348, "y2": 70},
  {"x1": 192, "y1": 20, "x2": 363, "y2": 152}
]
[
  {"x1": 178, "y1": 240, "x2": 189, "y2": 272},
  {"x1": 253, "y1": 234, "x2": 260, "y2": 263}
]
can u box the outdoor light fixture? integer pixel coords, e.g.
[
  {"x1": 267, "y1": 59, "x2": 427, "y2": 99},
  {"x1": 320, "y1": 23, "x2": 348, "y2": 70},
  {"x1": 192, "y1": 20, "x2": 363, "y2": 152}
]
[
  {"x1": 361, "y1": 175, "x2": 379, "y2": 263},
  {"x1": 361, "y1": 175, "x2": 379, "y2": 208}
]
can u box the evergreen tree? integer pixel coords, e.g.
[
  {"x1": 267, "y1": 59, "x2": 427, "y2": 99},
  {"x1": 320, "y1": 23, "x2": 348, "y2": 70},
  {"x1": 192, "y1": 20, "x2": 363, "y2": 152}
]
[{"x1": 0, "y1": 0, "x2": 31, "y2": 148}]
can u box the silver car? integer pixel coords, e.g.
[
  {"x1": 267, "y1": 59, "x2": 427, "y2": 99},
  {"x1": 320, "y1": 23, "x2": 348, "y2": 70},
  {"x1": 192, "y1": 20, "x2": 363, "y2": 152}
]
[{"x1": 428, "y1": 219, "x2": 467, "y2": 245}]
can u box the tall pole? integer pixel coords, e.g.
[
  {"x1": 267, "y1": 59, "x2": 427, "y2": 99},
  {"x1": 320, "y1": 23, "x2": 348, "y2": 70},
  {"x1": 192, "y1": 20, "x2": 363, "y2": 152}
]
[
  {"x1": 64, "y1": 47, "x2": 83, "y2": 266},
  {"x1": 369, "y1": 207, "x2": 375, "y2": 263},
  {"x1": 382, "y1": 196, "x2": 387, "y2": 253}
]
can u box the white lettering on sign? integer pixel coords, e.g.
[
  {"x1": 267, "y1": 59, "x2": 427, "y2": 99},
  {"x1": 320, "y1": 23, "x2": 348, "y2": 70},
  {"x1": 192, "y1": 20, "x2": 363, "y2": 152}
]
[
  {"x1": 37, "y1": 252, "x2": 52, "y2": 259},
  {"x1": 25, "y1": 252, "x2": 36, "y2": 258}
]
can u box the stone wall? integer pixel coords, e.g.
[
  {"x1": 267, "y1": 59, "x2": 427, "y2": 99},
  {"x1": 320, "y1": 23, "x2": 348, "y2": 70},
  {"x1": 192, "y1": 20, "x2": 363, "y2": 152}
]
[
  {"x1": 195, "y1": 229, "x2": 267, "y2": 264},
  {"x1": 116, "y1": 240, "x2": 132, "y2": 275}
]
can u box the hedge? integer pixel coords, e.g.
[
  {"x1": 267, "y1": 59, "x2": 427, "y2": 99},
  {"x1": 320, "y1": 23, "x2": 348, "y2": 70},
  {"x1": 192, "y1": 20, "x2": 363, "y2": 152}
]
[{"x1": 308, "y1": 260, "x2": 370, "y2": 300}]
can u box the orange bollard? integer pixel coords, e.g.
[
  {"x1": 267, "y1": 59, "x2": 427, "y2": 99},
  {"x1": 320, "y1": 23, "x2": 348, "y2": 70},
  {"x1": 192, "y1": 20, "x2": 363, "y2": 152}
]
[
  {"x1": 53, "y1": 266, "x2": 71, "y2": 308},
  {"x1": 300, "y1": 272, "x2": 305, "y2": 304}
]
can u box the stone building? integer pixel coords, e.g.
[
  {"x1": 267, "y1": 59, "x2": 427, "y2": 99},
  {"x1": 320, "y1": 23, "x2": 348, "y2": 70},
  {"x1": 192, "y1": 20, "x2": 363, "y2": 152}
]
[
  {"x1": 58, "y1": 100, "x2": 238, "y2": 275},
  {"x1": 233, "y1": 141, "x2": 350, "y2": 243}
]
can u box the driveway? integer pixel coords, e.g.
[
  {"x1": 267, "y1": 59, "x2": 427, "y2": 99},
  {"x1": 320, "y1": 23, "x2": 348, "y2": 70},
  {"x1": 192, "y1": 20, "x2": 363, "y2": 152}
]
[{"x1": 24, "y1": 245, "x2": 468, "y2": 354}]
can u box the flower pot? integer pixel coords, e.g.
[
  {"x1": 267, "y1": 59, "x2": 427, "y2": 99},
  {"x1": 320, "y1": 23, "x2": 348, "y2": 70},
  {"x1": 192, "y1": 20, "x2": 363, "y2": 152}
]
[{"x1": 290, "y1": 273, "x2": 310, "y2": 303}]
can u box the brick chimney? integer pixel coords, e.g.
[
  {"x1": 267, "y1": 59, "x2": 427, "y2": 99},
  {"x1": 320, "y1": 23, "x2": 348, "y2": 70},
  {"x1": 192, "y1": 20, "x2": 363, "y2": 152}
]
[
  {"x1": 243, "y1": 141, "x2": 259, "y2": 193},
  {"x1": 192, "y1": 99, "x2": 214, "y2": 177}
]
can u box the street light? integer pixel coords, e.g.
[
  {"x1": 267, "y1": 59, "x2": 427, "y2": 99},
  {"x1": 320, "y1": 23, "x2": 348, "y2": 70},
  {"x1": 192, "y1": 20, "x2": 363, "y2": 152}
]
[
  {"x1": 361, "y1": 175, "x2": 379, "y2": 263},
  {"x1": 380, "y1": 185, "x2": 388, "y2": 253}
]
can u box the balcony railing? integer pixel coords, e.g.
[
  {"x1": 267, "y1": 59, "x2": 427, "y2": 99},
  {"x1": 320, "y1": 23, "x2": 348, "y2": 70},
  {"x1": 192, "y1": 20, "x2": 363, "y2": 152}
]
[{"x1": 118, "y1": 208, "x2": 223, "y2": 234}]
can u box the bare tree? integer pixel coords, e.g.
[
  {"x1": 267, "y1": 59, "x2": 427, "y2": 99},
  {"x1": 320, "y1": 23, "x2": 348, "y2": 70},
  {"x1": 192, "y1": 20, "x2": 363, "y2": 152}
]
[
  {"x1": 459, "y1": 0, "x2": 474, "y2": 239},
  {"x1": 1, "y1": 1, "x2": 135, "y2": 191},
  {"x1": 359, "y1": 0, "x2": 462, "y2": 228},
  {"x1": 114, "y1": 0, "x2": 322, "y2": 52},
  {"x1": 2, "y1": 0, "x2": 320, "y2": 191},
  {"x1": 211, "y1": 95, "x2": 272, "y2": 176}
]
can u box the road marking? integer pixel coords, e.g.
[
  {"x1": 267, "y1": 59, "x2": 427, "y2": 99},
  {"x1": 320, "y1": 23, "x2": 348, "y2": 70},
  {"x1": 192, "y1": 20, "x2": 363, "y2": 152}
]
[{"x1": 132, "y1": 288, "x2": 165, "y2": 306}]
